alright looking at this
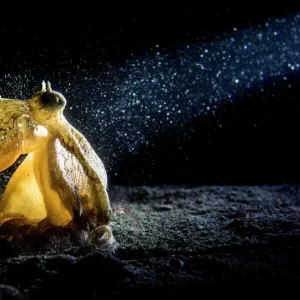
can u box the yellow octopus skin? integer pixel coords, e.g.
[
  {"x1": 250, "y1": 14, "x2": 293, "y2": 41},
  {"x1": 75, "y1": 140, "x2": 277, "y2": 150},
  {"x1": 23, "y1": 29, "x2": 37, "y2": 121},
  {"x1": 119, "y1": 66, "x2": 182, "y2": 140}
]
[{"x1": 0, "y1": 81, "x2": 114, "y2": 245}]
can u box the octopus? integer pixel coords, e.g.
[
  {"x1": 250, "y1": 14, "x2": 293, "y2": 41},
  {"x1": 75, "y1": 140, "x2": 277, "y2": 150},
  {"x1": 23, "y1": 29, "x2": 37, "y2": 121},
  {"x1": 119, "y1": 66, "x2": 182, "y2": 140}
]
[{"x1": 0, "y1": 81, "x2": 114, "y2": 247}]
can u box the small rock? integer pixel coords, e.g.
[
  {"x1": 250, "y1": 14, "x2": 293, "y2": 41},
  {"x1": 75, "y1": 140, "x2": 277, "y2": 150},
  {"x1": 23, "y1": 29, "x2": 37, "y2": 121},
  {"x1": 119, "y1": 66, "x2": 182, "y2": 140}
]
[{"x1": 168, "y1": 258, "x2": 184, "y2": 270}]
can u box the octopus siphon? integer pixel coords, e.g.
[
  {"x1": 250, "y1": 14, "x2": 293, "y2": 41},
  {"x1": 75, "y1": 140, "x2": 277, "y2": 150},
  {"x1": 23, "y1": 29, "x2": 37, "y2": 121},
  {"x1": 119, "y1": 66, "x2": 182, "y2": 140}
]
[{"x1": 0, "y1": 81, "x2": 114, "y2": 247}]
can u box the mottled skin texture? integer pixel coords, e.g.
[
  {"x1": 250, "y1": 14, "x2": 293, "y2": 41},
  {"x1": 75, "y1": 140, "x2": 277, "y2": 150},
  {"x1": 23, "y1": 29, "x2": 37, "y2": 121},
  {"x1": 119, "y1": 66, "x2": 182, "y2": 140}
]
[{"x1": 0, "y1": 82, "x2": 113, "y2": 245}]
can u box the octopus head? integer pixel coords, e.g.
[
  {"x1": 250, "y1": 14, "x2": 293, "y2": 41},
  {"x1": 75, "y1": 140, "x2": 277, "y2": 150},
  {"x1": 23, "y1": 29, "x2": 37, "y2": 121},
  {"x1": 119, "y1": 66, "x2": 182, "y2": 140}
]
[{"x1": 29, "y1": 81, "x2": 67, "y2": 124}]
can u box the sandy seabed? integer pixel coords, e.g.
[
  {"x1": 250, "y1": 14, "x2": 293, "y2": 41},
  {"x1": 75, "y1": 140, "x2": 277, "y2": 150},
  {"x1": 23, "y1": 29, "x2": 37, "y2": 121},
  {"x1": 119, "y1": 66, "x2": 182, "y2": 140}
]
[{"x1": 0, "y1": 184, "x2": 300, "y2": 298}]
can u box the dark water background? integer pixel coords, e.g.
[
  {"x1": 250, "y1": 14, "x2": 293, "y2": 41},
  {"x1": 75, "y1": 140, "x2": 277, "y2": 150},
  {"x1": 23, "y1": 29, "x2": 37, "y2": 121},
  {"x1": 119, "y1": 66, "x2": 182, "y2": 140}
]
[{"x1": 1, "y1": 3, "x2": 300, "y2": 186}]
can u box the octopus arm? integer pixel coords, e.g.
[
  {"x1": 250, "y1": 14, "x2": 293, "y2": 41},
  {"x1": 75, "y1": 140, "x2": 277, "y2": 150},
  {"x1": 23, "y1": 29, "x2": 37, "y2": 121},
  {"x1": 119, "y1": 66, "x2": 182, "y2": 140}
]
[
  {"x1": 0, "y1": 101, "x2": 48, "y2": 172},
  {"x1": 0, "y1": 140, "x2": 74, "y2": 228},
  {"x1": 0, "y1": 133, "x2": 22, "y2": 172},
  {"x1": 0, "y1": 153, "x2": 47, "y2": 226},
  {"x1": 46, "y1": 134, "x2": 112, "y2": 229},
  {"x1": 69, "y1": 124, "x2": 108, "y2": 189},
  {"x1": 0, "y1": 111, "x2": 23, "y2": 172}
]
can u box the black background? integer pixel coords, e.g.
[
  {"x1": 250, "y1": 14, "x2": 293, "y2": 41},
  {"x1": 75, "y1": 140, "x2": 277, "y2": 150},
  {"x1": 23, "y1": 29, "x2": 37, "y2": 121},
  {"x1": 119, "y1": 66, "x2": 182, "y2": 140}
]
[
  {"x1": 1, "y1": 3, "x2": 299, "y2": 71},
  {"x1": 1, "y1": 2, "x2": 300, "y2": 186}
]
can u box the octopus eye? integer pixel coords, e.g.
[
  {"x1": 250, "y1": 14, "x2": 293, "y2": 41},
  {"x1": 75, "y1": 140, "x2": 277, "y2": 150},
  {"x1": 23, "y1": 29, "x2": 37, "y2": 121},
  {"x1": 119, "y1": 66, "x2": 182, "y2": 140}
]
[{"x1": 40, "y1": 92, "x2": 64, "y2": 108}]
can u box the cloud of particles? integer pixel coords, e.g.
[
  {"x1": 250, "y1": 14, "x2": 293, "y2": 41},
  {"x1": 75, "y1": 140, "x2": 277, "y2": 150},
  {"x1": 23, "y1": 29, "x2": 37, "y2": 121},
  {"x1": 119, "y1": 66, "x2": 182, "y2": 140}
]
[{"x1": 1, "y1": 13, "x2": 300, "y2": 176}]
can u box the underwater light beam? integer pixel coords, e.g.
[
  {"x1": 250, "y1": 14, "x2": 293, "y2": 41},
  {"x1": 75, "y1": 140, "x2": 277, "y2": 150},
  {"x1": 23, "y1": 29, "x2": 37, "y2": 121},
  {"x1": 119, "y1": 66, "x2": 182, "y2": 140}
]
[
  {"x1": 69, "y1": 12, "x2": 300, "y2": 172},
  {"x1": 1, "y1": 13, "x2": 300, "y2": 177}
]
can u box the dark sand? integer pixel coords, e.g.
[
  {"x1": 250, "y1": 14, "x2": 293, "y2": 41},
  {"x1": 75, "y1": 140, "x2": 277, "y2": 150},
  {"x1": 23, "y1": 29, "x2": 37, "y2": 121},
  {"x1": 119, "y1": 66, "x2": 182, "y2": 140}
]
[{"x1": 0, "y1": 184, "x2": 300, "y2": 298}]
